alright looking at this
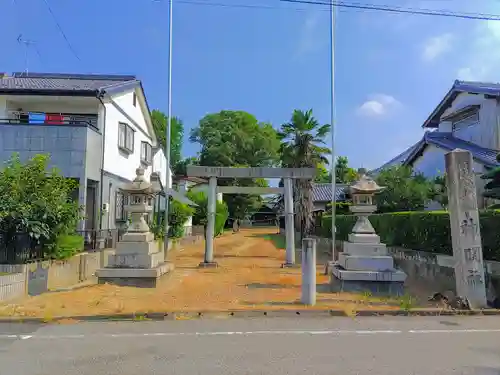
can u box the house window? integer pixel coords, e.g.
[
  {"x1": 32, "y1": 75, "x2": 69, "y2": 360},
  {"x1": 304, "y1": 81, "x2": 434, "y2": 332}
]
[
  {"x1": 133, "y1": 93, "x2": 137, "y2": 107},
  {"x1": 118, "y1": 122, "x2": 135, "y2": 153},
  {"x1": 115, "y1": 191, "x2": 127, "y2": 222},
  {"x1": 141, "y1": 141, "x2": 153, "y2": 165},
  {"x1": 452, "y1": 111, "x2": 479, "y2": 132}
]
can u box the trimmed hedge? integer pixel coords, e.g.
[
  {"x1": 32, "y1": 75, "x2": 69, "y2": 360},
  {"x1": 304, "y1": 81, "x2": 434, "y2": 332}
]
[{"x1": 321, "y1": 210, "x2": 500, "y2": 261}]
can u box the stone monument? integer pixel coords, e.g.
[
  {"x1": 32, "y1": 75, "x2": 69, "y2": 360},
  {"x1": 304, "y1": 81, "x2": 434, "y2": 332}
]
[
  {"x1": 96, "y1": 167, "x2": 173, "y2": 287},
  {"x1": 445, "y1": 149, "x2": 487, "y2": 308},
  {"x1": 331, "y1": 169, "x2": 406, "y2": 295}
]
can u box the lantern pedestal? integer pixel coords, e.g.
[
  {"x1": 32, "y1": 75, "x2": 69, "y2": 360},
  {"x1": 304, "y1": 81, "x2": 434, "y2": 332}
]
[
  {"x1": 330, "y1": 170, "x2": 406, "y2": 296},
  {"x1": 97, "y1": 231, "x2": 173, "y2": 288}
]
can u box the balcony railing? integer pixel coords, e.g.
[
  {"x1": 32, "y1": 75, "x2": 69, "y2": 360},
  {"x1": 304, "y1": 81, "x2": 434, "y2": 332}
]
[{"x1": 1, "y1": 111, "x2": 98, "y2": 130}]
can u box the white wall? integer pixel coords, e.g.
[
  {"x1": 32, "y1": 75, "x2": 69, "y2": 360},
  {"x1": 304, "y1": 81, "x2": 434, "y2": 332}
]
[
  {"x1": 437, "y1": 92, "x2": 499, "y2": 150},
  {"x1": 152, "y1": 147, "x2": 172, "y2": 189},
  {"x1": 412, "y1": 144, "x2": 487, "y2": 208},
  {"x1": 102, "y1": 89, "x2": 155, "y2": 182}
]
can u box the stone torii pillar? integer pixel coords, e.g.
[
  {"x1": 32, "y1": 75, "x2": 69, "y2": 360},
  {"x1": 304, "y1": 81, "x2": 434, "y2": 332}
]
[{"x1": 283, "y1": 177, "x2": 295, "y2": 267}]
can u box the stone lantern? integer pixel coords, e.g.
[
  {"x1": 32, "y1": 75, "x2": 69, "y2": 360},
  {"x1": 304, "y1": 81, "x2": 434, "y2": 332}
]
[
  {"x1": 96, "y1": 166, "x2": 173, "y2": 288},
  {"x1": 330, "y1": 168, "x2": 407, "y2": 296},
  {"x1": 122, "y1": 167, "x2": 161, "y2": 234}
]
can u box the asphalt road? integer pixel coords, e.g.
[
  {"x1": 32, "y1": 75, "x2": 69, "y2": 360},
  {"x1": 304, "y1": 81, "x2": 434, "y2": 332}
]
[{"x1": 1, "y1": 316, "x2": 500, "y2": 375}]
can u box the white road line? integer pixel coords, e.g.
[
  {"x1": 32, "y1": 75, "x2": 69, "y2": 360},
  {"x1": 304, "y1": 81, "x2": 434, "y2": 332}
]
[{"x1": 1, "y1": 328, "x2": 500, "y2": 340}]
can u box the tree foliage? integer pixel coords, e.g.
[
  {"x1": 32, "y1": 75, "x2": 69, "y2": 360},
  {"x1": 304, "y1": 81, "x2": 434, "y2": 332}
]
[
  {"x1": 374, "y1": 165, "x2": 433, "y2": 213},
  {"x1": 189, "y1": 110, "x2": 280, "y2": 219},
  {"x1": 187, "y1": 191, "x2": 229, "y2": 237},
  {"x1": 151, "y1": 110, "x2": 184, "y2": 167},
  {"x1": 0, "y1": 153, "x2": 82, "y2": 257},
  {"x1": 173, "y1": 156, "x2": 199, "y2": 177},
  {"x1": 481, "y1": 154, "x2": 500, "y2": 200},
  {"x1": 278, "y1": 109, "x2": 331, "y2": 237},
  {"x1": 314, "y1": 157, "x2": 357, "y2": 184}
]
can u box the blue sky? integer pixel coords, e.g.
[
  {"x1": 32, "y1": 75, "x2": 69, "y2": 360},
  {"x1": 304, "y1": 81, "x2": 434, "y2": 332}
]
[{"x1": 2, "y1": 0, "x2": 500, "y2": 169}]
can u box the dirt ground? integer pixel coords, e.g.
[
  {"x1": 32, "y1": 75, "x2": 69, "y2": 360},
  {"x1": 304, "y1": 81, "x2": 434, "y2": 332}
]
[{"x1": 0, "y1": 228, "x2": 416, "y2": 318}]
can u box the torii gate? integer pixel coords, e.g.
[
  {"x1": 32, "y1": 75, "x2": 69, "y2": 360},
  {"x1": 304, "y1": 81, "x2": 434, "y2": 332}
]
[{"x1": 186, "y1": 166, "x2": 316, "y2": 268}]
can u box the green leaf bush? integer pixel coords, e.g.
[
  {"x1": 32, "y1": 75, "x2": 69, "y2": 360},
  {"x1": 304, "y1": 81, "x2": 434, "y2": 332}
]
[{"x1": 321, "y1": 210, "x2": 500, "y2": 261}]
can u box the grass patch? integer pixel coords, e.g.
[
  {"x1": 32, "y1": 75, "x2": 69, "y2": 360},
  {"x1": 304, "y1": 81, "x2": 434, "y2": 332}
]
[{"x1": 252, "y1": 234, "x2": 286, "y2": 250}]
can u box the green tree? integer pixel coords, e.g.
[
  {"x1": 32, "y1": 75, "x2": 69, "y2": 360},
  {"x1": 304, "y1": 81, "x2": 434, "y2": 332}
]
[
  {"x1": 314, "y1": 157, "x2": 357, "y2": 184},
  {"x1": 0, "y1": 153, "x2": 81, "y2": 257},
  {"x1": 335, "y1": 156, "x2": 358, "y2": 184},
  {"x1": 481, "y1": 154, "x2": 500, "y2": 200},
  {"x1": 278, "y1": 109, "x2": 331, "y2": 237},
  {"x1": 431, "y1": 174, "x2": 448, "y2": 208},
  {"x1": 189, "y1": 110, "x2": 280, "y2": 219},
  {"x1": 173, "y1": 156, "x2": 199, "y2": 177},
  {"x1": 151, "y1": 110, "x2": 184, "y2": 167},
  {"x1": 374, "y1": 165, "x2": 433, "y2": 213},
  {"x1": 187, "y1": 191, "x2": 229, "y2": 237}
]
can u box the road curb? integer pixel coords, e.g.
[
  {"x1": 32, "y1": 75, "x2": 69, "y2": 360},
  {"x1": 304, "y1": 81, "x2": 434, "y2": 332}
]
[{"x1": 0, "y1": 308, "x2": 499, "y2": 323}]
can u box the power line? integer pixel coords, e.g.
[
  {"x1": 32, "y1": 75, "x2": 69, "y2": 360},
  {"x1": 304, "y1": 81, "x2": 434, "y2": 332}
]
[
  {"x1": 40, "y1": 0, "x2": 81, "y2": 61},
  {"x1": 280, "y1": 0, "x2": 500, "y2": 21}
]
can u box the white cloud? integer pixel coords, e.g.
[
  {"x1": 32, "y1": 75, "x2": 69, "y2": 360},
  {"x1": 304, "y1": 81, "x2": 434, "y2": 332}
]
[
  {"x1": 357, "y1": 94, "x2": 401, "y2": 118},
  {"x1": 295, "y1": 12, "x2": 321, "y2": 58},
  {"x1": 457, "y1": 21, "x2": 500, "y2": 81},
  {"x1": 421, "y1": 33, "x2": 454, "y2": 62}
]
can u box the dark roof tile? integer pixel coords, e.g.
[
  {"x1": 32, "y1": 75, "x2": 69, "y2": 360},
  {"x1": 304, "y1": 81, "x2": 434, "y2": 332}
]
[{"x1": 312, "y1": 183, "x2": 348, "y2": 202}]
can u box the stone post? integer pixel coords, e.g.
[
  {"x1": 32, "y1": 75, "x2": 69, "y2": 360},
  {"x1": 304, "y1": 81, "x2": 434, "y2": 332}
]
[
  {"x1": 445, "y1": 149, "x2": 487, "y2": 308},
  {"x1": 301, "y1": 238, "x2": 317, "y2": 306},
  {"x1": 201, "y1": 176, "x2": 218, "y2": 267},
  {"x1": 283, "y1": 177, "x2": 295, "y2": 266}
]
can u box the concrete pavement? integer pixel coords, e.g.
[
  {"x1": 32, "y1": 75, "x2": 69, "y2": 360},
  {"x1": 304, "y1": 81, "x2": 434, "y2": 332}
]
[{"x1": 0, "y1": 317, "x2": 500, "y2": 374}]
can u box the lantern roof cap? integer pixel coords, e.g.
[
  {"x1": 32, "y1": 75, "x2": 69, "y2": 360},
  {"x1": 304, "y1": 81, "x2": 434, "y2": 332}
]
[
  {"x1": 122, "y1": 166, "x2": 159, "y2": 194},
  {"x1": 349, "y1": 169, "x2": 385, "y2": 194}
]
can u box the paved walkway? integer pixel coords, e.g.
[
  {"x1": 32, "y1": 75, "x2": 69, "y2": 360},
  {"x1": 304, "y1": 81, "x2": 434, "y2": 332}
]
[
  {"x1": 1, "y1": 316, "x2": 500, "y2": 374},
  {"x1": 0, "y1": 228, "x2": 399, "y2": 318}
]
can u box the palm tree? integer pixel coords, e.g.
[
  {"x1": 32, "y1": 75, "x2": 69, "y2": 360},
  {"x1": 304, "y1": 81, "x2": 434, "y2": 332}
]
[{"x1": 278, "y1": 109, "x2": 331, "y2": 238}]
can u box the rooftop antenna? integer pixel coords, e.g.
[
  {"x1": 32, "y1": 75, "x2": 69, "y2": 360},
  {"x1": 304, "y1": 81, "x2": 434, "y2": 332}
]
[{"x1": 17, "y1": 34, "x2": 38, "y2": 75}]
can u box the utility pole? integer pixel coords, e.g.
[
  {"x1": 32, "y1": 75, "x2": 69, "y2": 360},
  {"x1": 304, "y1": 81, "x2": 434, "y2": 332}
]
[
  {"x1": 329, "y1": 0, "x2": 337, "y2": 270},
  {"x1": 163, "y1": 0, "x2": 174, "y2": 253},
  {"x1": 17, "y1": 34, "x2": 37, "y2": 74}
]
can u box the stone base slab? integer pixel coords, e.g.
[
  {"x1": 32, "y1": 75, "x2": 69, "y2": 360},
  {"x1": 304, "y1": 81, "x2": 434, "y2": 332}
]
[
  {"x1": 343, "y1": 241, "x2": 388, "y2": 256},
  {"x1": 96, "y1": 262, "x2": 173, "y2": 288},
  {"x1": 108, "y1": 251, "x2": 165, "y2": 269},
  {"x1": 338, "y1": 253, "x2": 394, "y2": 271},
  {"x1": 198, "y1": 261, "x2": 218, "y2": 268},
  {"x1": 330, "y1": 276, "x2": 405, "y2": 297},
  {"x1": 115, "y1": 240, "x2": 159, "y2": 255},
  {"x1": 331, "y1": 265, "x2": 407, "y2": 282},
  {"x1": 121, "y1": 232, "x2": 154, "y2": 243},
  {"x1": 348, "y1": 233, "x2": 380, "y2": 244}
]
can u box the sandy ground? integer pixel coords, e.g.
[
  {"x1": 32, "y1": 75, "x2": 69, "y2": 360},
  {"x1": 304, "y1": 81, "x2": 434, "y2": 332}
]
[{"x1": 0, "y1": 228, "x2": 411, "y2": 318}]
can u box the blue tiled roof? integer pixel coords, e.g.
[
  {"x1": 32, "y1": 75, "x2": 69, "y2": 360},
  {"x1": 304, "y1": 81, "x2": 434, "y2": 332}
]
[
  {"x1": 420, "y1": 132, "x2": 499, "y2": 167},
  {"x1": 373, "y1": 132, "x2": 500, "y2": 173},
  {"x1": 424, "y1": 80, "x2": 500, "y2": 128},
  {"x1": 312, "y1": 183, "x2": 348, "y2": 202},
  {"x1": 0, "y1": 72, "x2": 137, "y2": 94}
]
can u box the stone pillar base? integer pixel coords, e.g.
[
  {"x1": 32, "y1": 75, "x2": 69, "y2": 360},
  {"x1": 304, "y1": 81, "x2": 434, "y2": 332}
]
[
  {"x1": 96, "y1": 262, "x2": 174, "y2": 288},
  {"x1": 198, "y1": 261, "x2": 218, "y2": 268}
]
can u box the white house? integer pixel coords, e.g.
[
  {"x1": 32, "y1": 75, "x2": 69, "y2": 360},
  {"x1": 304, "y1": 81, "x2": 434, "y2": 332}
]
[
  {"x1": 0, "y1": 72, "x2": 172, "y2": 231},
  {"x1": 374, "y1": 80, "x2": 500, "y2": 209}
]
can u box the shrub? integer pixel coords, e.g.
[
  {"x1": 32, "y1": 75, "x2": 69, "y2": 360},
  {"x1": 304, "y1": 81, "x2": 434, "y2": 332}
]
[
  {"x1": 321, "y1": 210, "x2": 500, "y2": 261},
  {"x1": 152, "y1": 199, "x2": 195, "y2": 239},
  {"x1": 187, "y1": 190, "x2": 229, "y2": 238},
  {"x1": 0, "y1": 153, "x2": 82, "y2": 258},
  {"x1": 54, "y1": 234, "x2": 84, "y2": 260}
]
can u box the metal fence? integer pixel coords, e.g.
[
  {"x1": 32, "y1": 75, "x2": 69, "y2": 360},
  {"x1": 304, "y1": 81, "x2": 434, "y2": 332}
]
[
  {"x1": 0, "y1": 232, "x2": 44, "y2": 264},
  {"x1": 0, "y1": 229, "x2": 127, "y2": 265}
]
